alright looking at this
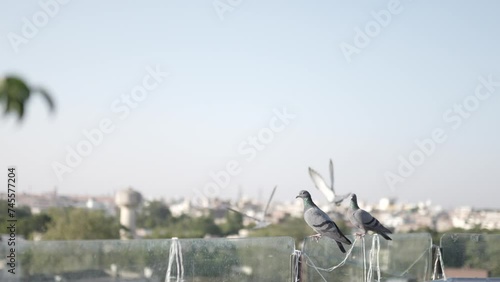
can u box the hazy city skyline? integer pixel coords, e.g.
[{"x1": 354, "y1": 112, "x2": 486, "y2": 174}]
[{"x1": 1, "y1": 1, "x2": 499, "y2": 209}]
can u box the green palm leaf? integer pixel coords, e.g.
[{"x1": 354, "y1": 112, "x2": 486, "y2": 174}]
[{"x1": 0, "y1": 75, "x2": 55, "y2": 120}]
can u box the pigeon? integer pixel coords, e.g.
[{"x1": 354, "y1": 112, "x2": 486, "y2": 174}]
[
  {"x1": 296, "y1": 190, "x2": 352, "y2": 253},
  {"x1": 347, "y1": 193, "x2": 392, "y2": 240},
  {"x1": 309, "y1": 159, "x2": 351, "y2": 206},
  {"x1": 227, "y1": 186, "x2": 277, "y2": 229}
]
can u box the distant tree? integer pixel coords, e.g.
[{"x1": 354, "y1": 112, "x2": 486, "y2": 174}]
[
  {"x1": 0, "y1": 76, "x2": 55, "y2": 120},
  {"x1": 18, "y1": 213, "x2": 52, "y2": 239},
  {"x1": 0, "y1": 200, "x2": 52, "y2": 239},
  {"x1": 43, "y1": 208, "x2": 119, "y2": 240},
  {"x1": 220, "y1": 210, "x2": 243, "y2": 236},
  {"x1": 136, "y1": 200, "x2": 172, "y2": 229},
  {"x1": 150, "y1": 215, "x2": 222, "y2": 239}
]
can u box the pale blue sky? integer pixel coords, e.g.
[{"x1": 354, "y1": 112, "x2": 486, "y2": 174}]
[{"x1": 1, "y1": 0, "x2": 499, "y2": 208}]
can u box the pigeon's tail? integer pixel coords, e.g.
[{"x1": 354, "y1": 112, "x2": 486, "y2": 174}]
[
  {"x1": 333, "y1": 193, "x2": 351, "y2": 206},
  {"x1": 378, "y1": 232, "x2": 392, "y2": 241},
  {"x1": 338, "y1": 230, "x2": 352, "y2": 245},
  {"x1": 325, "y1": 231, "x2": 351, "y2": 245},
  {"x1": 376, "y1": 225, "x2": 392, "y2": 235},
  {"x1": 336, "y1": 241, "x2": 346, "y2": 253},
  {"x1": 341, "y1": 234, "x2": 352, "y2": 245}
]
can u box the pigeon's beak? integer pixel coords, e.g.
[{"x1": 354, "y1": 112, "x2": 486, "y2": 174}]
[{"x1": 295, "y1": 195, "x2": 300, "y2": 199}]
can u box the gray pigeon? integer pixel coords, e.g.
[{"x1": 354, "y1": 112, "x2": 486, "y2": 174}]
[
  {"x1": 296, "y1": 190, "x2": 352, "y2": 253},
  {"x1": 309, "y1": 159, "x2": 351, "y2": 206},
  {"x1": 348, "y1": 193, "x2": 392, "y2": 240}
]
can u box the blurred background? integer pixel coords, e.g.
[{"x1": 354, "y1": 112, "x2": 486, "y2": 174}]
[
  {"x1": 2, "y1": 2, "x2": 500, "y2": 281},
  {"x1": 1, "y1": 0, "x2": 499, "y2": 240}
]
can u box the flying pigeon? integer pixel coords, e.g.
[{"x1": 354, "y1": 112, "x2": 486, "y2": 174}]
[
  {"x1": 296, "y1": 190, "x2": 352, "y2": 253},
  {"x1": 309, "y1": 159, "x2": 351, "y2": 206},
  {"x1": 347, "y1": 193, "x2": 392, "y2": 240},
  {"x1": 227, "y1": 186, "x2": 277, "y2": 229}
]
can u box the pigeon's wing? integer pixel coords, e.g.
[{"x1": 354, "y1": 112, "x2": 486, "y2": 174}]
[
  {"x1": 304, "y1": 208, "x2": 351, "y2": 245},
  {"x1": 329, "y1": 159, "x2": 350, "y2": 205},
  {"x1": 304, "y1": 207, "x2": 326, "y2": 227},
  {"x1": 333, "y1": 193, "x2": 352, "y2": 205},
  {"x1": 263, "y1": 185, "x2": 277, "y2": 219},
  {"x1": 227, "y1": 208, "x2": 261, "y2": 222},
  {"x1": 308, "y1": 167, "x2": 335, "y2": 202},
  {"x1": 355, "y1": 209, "x2": 392, "y2": 234},
  {"x1": 348, "y1": 209, "x2": 363, "y2": 230},
  {"x1": 329, "y1": 159, "x2": 335, "y2": 193}
]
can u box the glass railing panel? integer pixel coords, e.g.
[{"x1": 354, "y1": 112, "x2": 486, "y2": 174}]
[
  {"x1": 440, "y1": 233, "x2": 500, "y2": 279},
  {"x1": 301, "y1": 233, "x2": 432, "y2": 282},
  {"x1": 0, "y1": 236, "x2": 295, "y2": 282}
]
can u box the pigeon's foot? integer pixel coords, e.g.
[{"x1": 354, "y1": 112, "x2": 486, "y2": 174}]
[
  {"x1": 355, "y1": 232, "x2": 366, "y2": 238},
  {"x1": 309, "y1": 234, "x2": 322, "y2": 243}
]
